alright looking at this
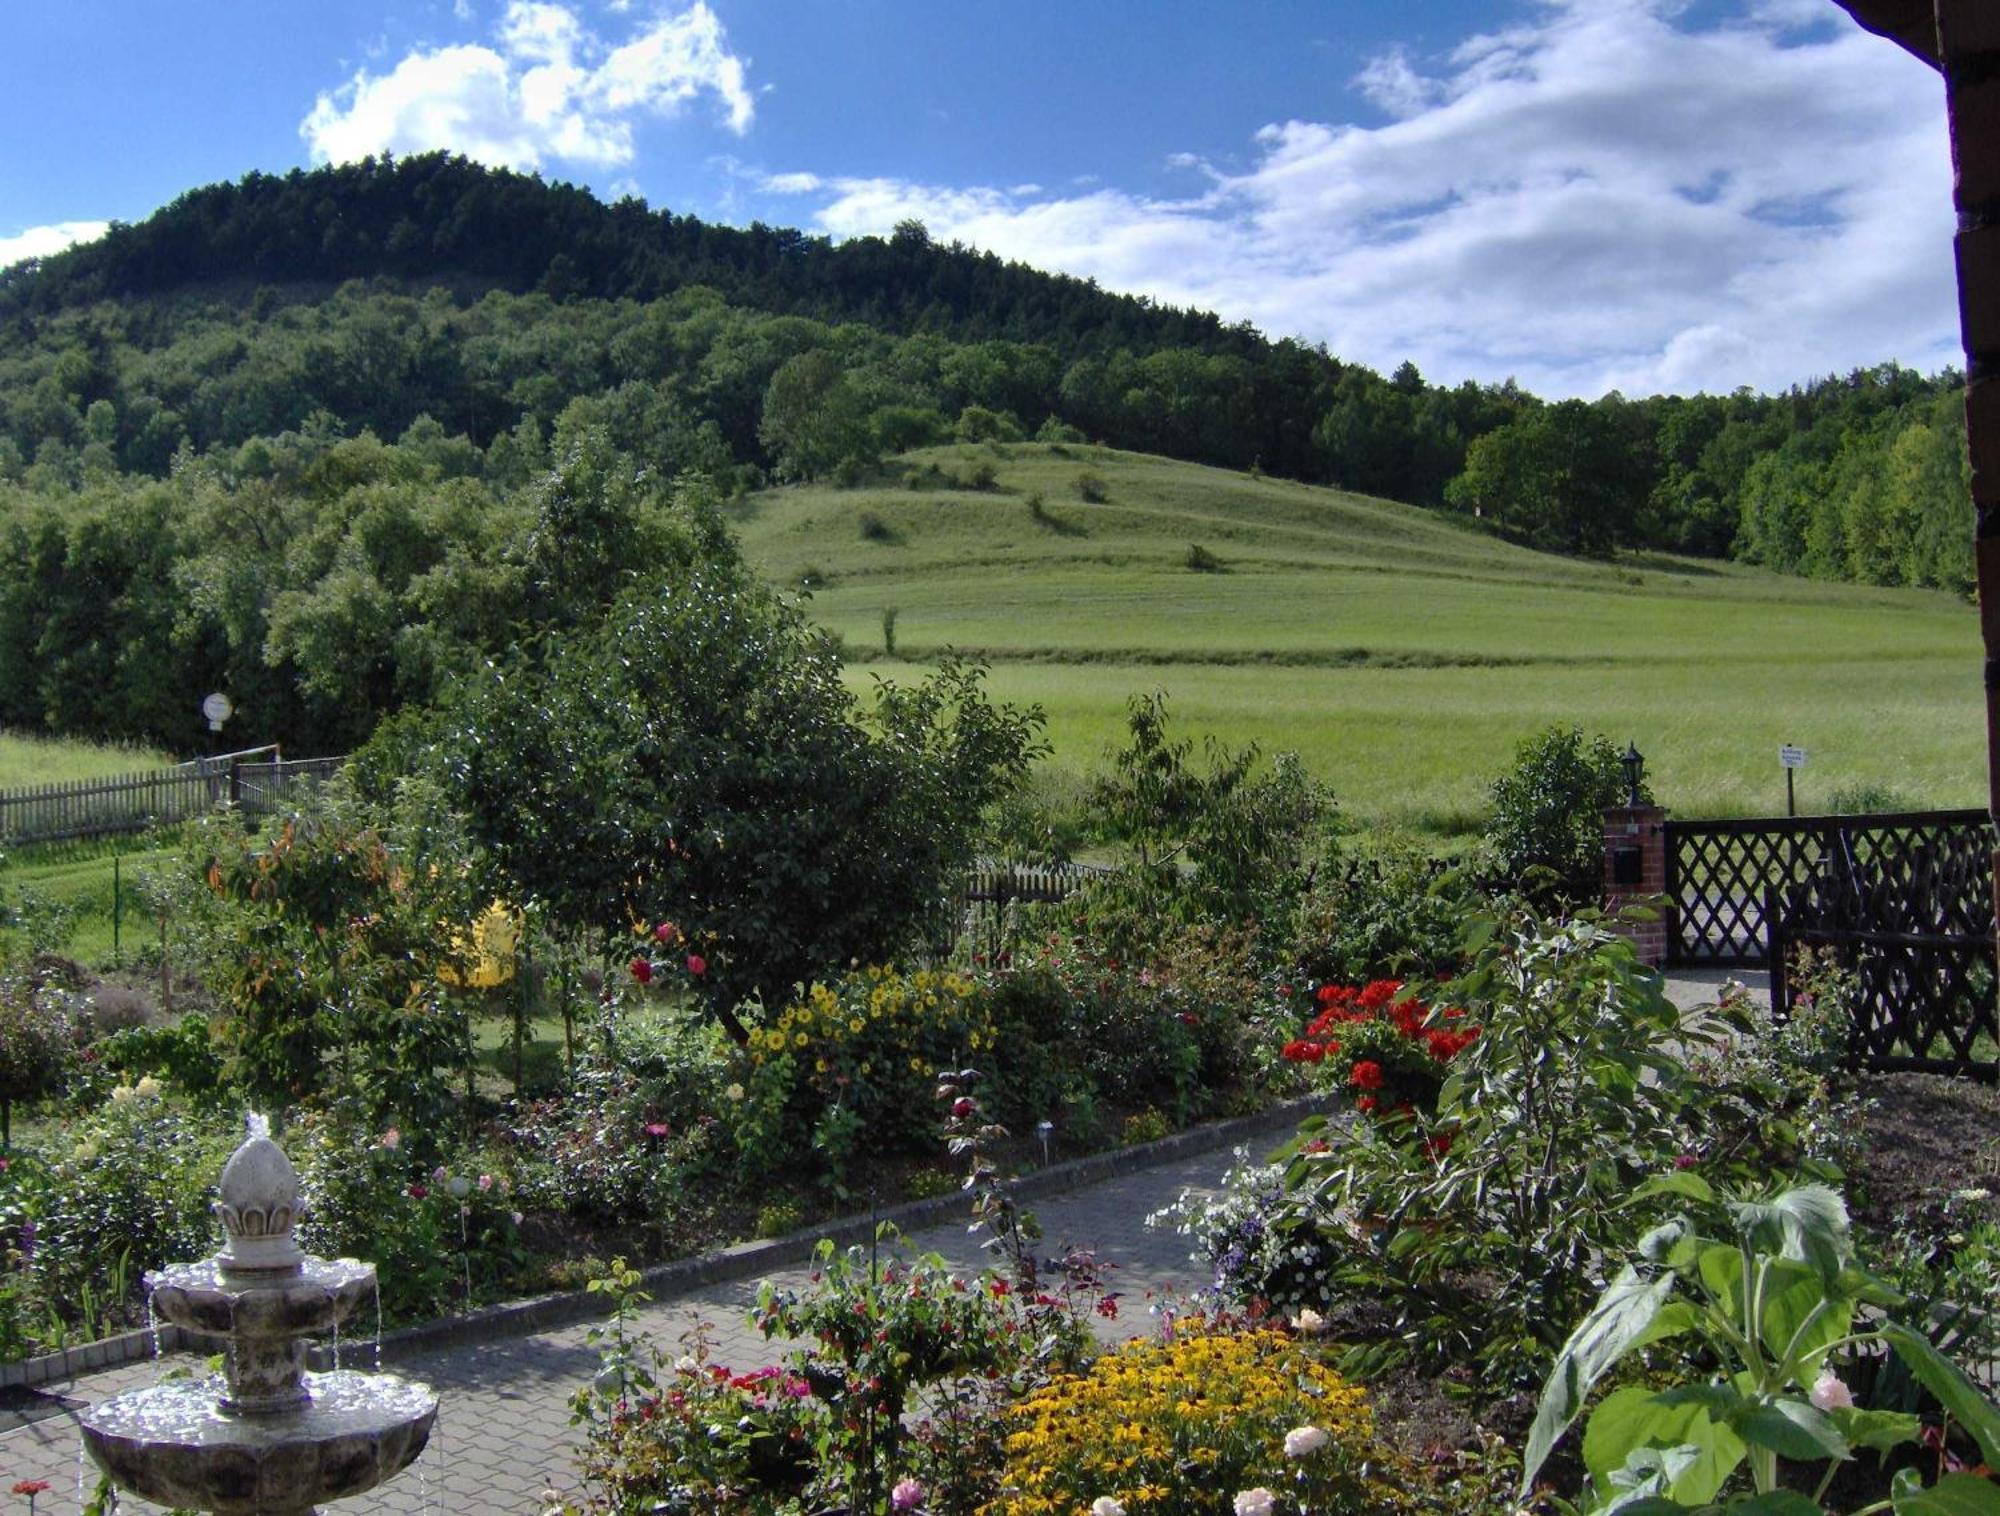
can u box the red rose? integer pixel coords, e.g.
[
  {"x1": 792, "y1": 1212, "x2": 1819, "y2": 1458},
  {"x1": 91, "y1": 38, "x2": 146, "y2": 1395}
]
[
  {"x1": 653, "y1": 921, "x2": 679, "y2": 943},
  {"x1": 629, "y1": 956, "x2": 653, "y2": 984},
  {"x1": 686, "y1": 953, "x2": 707, "y2": 977},
  {"x1": 408, "y1": 1183, "x2": 428, "y2": 1200}
]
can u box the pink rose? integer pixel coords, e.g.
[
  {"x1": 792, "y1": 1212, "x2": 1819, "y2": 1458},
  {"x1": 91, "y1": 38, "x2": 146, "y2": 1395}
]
[{"x1": 686, "y1": 953, "x2": 707, "y2": 977}]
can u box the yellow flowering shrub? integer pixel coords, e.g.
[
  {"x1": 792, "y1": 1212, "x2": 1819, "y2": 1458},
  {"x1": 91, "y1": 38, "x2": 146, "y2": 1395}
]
[
  {"x1": 737, "y1": 967, "x2": 995, "y2": 1176},
  {"x1": 988, "y1": 1327, "x2": 1414, "y2": 1516}
]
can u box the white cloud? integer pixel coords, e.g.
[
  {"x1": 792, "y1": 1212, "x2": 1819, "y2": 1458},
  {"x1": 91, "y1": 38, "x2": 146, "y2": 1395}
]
[
  {"x1": 301, "y1": 0, "x2": 753, "y2": 172},
  {"x1": 774, "y1": 0, "x2": 1955, "y2": 398},
  {"x1": 761, "y1": 170, "x2": 823, "y2": 194},
  {"x1": 0, "y1": 220, "x2": 110, "y2": 271}
]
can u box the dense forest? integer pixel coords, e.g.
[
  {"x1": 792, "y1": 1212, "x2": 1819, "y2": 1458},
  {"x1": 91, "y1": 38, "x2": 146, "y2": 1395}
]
[{"x1": 0, "y1": 153, "x2": 1974, "y2": 754}]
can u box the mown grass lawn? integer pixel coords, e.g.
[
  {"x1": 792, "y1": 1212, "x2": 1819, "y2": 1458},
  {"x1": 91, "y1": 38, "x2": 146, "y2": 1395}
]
[{"x1": 733, "y1": 444, "x2": 1982, "y2": 829}]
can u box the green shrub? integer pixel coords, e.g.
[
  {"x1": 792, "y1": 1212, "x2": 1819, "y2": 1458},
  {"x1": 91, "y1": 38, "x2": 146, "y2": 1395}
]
[
  {"x1": 1186, "y1": 911, "x2": 1740, "y2": 1389},
  {"x1": 736, "y1": 967, "x2": 994, "y2": 1196},
  {"x1": 1292, "y1": 844, "x2": 1471, "y2": 984},
  {"x1": 1074, "y1": 470, "x2": 1108, "y2": 503},
  {"x1": 1184, "y1": 541, "x2": 1225, "y2": 572},
  {"x1": 1482, "y1": 724, "x2": 1642, "y2": 904},
  {"x1": 293, "y1": 1107, "x2": 528, "y2": 1322},
  {"x1": 91, "y1": 1013, "x2": 225, "y2": 1101},
  {"x1": 32, "y1": 1088, "x2": 230, "y2": 1333},
  {"x1": 0, "y1": 973, "x2": 73, "y2": 1145}
]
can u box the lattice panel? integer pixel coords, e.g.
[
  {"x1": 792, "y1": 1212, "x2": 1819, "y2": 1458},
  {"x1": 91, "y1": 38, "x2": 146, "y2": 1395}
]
[{"x1": 1665, "y1": 811, "x2": 1991, "y2": 967}]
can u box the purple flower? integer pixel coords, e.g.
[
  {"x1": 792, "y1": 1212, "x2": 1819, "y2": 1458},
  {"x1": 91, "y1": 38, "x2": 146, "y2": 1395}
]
[{"x1": 891, "y1": 1477, "x2": 924, "y2": 1511}]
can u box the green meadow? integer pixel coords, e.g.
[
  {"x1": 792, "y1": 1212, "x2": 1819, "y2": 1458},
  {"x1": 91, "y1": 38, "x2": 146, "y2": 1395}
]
[
  {"x1": 732, "y1": 444, "x2": 1983, "y2": 830},
  {"x1": 0, "y1": 730, "x2": 174, "y2": 789}
]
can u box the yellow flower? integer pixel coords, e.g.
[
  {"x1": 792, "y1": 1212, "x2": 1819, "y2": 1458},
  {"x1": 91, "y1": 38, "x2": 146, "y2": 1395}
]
[{"x1": 793, "y1": 1032, "x2": 808, "y2": 1049}]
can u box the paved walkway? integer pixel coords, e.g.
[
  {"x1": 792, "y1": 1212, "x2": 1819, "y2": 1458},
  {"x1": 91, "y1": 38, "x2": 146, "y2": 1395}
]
[{"x1": 0, "y1": 1145, "x2": 1253, "y2": 1515}]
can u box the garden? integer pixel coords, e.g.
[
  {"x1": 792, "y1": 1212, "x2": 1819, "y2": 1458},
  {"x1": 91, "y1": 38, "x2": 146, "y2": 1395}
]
[{"x1": 2, "y1": 493, "x2": 1997, "y2": 1513}]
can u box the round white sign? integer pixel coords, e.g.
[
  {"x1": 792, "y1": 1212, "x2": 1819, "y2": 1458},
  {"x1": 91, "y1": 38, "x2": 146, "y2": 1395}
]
[{"x1": 201, "y1": 693, "x2": 233, "y2": 726}]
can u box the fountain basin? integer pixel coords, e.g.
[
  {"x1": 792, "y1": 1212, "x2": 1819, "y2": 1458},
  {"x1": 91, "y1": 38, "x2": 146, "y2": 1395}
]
[
  {"x1": 81, "y1": 1370, "x2": 436, "y2": 1516},
  {"x1": 147, "y1": 1257, "x2": 377, "y2": 1340}
]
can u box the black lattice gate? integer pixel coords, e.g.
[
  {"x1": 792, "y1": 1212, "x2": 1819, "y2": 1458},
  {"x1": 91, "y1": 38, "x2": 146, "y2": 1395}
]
[{"x1": 1665, "y1": 810, "x2": 1998, "y2": 1076}]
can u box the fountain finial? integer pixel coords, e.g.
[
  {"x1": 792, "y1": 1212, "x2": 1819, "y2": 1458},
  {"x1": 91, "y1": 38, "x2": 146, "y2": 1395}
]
[{"x1": 213, "y1": 1118, "x2": 305, "y2": 1272}]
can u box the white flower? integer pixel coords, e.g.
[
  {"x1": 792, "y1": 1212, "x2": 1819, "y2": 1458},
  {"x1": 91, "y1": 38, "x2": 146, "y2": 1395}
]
[
  {"x1": 674, "y1": 1355, "x2": 699, "y2": 1374},
  {"x1": 1284, "y1": 1425, "x2": 1330, "y2": 1457},
  {"x1": 1234, "y1": 1490, "x2": 1277, "y2": 1516},
  {"x1": 109, "y1": 1084, "x2": 135, "y2": 1105},
  {"x1": 725, "y1": 1082, "x2": 745, "y2": 1101},
  {"x1": 1091, "y1": 1500, "x2": 1127, "y2": 1516},
  {"x1": 1809, "y1": 1370, "x2": 1855, "y2": 1411},
  {"x1": 134, "y1": 1075, "x2": 162, "y2": 1099},
  {"x1": 1292, "y1": 1308, "x2": 1327, "y2": 1336}
]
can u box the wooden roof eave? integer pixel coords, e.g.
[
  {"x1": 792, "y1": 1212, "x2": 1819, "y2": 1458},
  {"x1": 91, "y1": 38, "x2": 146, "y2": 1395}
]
[{"x1": 1830, "y1": 0, "x2": 1943, "y2": 71}]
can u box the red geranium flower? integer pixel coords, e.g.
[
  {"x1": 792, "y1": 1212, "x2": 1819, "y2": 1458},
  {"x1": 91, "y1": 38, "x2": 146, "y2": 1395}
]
[{"x1": 1349, "y1": 1060, "x2": 1385, "y2": 1091}]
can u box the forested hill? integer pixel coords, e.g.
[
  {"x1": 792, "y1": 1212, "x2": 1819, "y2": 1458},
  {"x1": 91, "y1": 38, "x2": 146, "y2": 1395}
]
[
  {"x1": 0, "y1": 153, "x2": 1256, "y2": 361},
  {"x1": 0, "y1": 153, "x2": 1974, "y2": 606}
]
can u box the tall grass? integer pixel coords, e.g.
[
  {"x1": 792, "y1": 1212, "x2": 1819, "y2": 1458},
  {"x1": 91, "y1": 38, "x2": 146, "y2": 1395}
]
[{"x1": 0, "y1": 730, "x2": 175, "y2": 789}]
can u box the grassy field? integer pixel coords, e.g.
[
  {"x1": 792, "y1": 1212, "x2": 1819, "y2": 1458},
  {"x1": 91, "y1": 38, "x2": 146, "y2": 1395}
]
[
  {"x1": 731, "y1": 443, "x2": 1984, "y2": 830},
  {"x1": 0, "y1": 730, "x2": 174, "y2": 788}
]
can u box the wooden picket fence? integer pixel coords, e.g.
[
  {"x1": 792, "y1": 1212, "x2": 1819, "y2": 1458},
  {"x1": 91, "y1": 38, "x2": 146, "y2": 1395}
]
[{"x1": 0, "y1": 750, "x2": 347, "y2": 845}]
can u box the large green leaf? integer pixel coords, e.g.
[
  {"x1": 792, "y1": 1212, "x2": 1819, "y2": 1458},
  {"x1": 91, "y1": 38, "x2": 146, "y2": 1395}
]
[
  {"x1": 1632, "y1": 1173, "x2": 1717, "y2": 1209},
  {"x1": 1829, "y1": 1405, "x2": 1923, "y2": 1454},
  {"x1": 1595, "y1": 1444, "x2": 1704, "y2": 1513},
  {"x1": 1731, "y1": 1397, "x2": 1848, "y2": 1463},
  {"x1": 1585, "y1": 1387, "x2": 1747, "y2": 1507},
  {"x1": 1724, "y1": 1493, "x2": 1829, "y2": 1515},
  {"x1": 1881, "y1": 1322, "x2": 2000, "y2": 1469},
  {"x1": 1520, "y1": 1267, "x2": 1681, "y2": 1500},
  {"x1": 1732, "y1": 1186, "x2": 1852, "y2": 1285},
  {"x1": 1755, "y1": 1257, "x2": 1853, "y2": 1378},
  {"x1": 1891, "y1": 1472, "x2": 2000, "y2": 1515}
]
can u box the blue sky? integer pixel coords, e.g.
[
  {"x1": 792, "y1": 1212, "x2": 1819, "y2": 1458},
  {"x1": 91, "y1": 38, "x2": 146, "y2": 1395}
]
[{"x1": 0, "y1": 0, "x2": 1961, "y2": 399}]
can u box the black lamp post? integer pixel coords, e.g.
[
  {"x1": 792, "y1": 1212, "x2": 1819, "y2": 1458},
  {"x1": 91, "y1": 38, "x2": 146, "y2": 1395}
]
[{"x1": 1620, "y1": 742, "x2": 1645, "y2": 808}]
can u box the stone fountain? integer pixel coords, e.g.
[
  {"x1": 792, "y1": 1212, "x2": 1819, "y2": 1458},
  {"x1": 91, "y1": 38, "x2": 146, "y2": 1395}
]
[{"x1": 79, "y1": 1120, "x2": 438, "y2": 1515}]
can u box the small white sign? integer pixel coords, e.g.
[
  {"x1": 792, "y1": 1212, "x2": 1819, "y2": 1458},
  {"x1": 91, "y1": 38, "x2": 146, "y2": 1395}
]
[
  {"x1": 201, "y1": 692, "x2": 233, "y2": 732},
  {"x1": 1778, "y1": 745, "x2": 1807, "y2": 770}
]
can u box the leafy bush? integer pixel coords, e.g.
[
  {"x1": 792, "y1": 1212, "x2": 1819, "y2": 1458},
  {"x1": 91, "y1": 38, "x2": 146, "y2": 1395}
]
[
  {"x1": 1074, "y1": 470, "x2": 1109, "y2": 502},
  {"x1": 1291, "y1": 845, "x2": 1471, "y2": 984},
  {"x1": 990, "y1": 1327, "x2": 1417, "y2": 1515},
  {"x1": 1185, "y1": 541, "x2": 1225, "y2": 572},
  {"x1": 737, "y1": 967, "x2": 992, "y2": 1192},
  {"x1": 91, "y1": 1013, "x2": 226, "y2": 1101},
  {"x1": 191, "y1": 791, "x2": 475, "y2": 1128},
  {"x1": 31, "y1": 1087, "x2": 229, "y2": 1332},
  {"x1": 1483, "y1": 725, "x2": 1643, "y2": 905},
  {"x1": 1520, "y1": 1181, "x2": 2000, "y2": 1513},
  {"x1": 413, "y1": 560, "x2": 1042, "y2": 1039},
  {"x1": 1081, "y1": 694, "x2": 1334, "y2": 953},
  {"x1": 1180, "y1": 913, "x2": 1739, "y2": 1389},
  {"x1": 293, "y1": 1108, "x2": 527, "y2": 1322},
  {"x1": 0, "y1": 973, "x2": 73, "y2": 1144}
]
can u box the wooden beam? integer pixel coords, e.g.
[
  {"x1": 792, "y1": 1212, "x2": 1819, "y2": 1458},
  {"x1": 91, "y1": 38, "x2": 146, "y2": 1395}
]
[
  {"x1": 1831, "y1": 0, "x2": 1941, "y2": 69},
  {"x1": 1933, "y1": 0, "x2": 2000, "y2": 1053}
]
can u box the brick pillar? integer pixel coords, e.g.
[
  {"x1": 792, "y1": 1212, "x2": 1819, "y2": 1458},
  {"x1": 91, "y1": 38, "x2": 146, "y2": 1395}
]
[{"x1": 1603, "y1": 804, "x2": 1669, "y2": 966}]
